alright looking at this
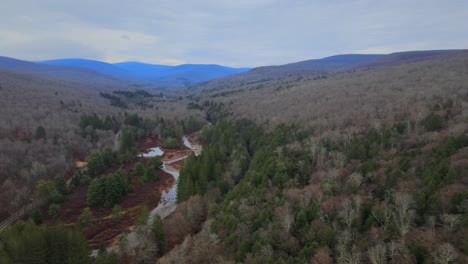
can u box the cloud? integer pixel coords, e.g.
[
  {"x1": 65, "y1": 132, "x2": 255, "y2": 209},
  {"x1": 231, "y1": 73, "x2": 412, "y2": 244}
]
[{"x1": 1, "y1": 0, "x2": 467, "y2": 66}]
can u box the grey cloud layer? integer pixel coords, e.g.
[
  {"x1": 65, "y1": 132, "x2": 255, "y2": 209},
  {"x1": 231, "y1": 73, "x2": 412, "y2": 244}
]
[{"x1": 1, "y1": 0, "x2": 468, "y2": 66}]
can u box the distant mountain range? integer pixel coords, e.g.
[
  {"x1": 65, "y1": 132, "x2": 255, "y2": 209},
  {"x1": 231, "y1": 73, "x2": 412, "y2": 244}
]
[
  {"x1": 0, "y1": 57, "x2": 249, "y2": 88},
  {"x1": 0, "y1": 50, "x2": 464, "y2": 89},
  {"x1": 41, "y1": 59, "x2": 250, "y2": 87}
]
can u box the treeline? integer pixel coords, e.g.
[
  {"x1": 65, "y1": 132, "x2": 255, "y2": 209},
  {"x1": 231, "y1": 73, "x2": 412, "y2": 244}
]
[
  {"x1": 113, "y1": 90, "x2": 154, "y2": 99},
  {"x1": 79, "y1": 112, "x2": 205, "y2": 150},
  {"x1": 0, "y1": 220, "x2": 90, "y2": 264},
  {"x1": 79, "y1": 113, "x2": 119, "y2": 131},
  {"x1": 0, "y1": 220, "x2": 119, "y2": 264},
  {"x1": 99, "y1": 92, "x2": 128, "y2": 109},
  {"x1": 100, "y1": 90, "x2": 166, "y2": 110}
]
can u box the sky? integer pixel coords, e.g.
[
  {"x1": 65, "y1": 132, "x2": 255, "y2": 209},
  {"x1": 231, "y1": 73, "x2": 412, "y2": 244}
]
[{"x1": 1, "y1": 0, "x2": 468, "y2": 67}]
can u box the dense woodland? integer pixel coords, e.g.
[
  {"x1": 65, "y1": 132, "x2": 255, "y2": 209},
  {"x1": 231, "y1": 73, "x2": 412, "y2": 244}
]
[
  {"x1": 0, "y1": 51, "x2": 467, "y2": 263},
  {"x1": 160, "y1": 114, "x2": 467, "y2": 263},
  {"x1": 0, "y1": 70, "x2": 204, "y2": 219}
]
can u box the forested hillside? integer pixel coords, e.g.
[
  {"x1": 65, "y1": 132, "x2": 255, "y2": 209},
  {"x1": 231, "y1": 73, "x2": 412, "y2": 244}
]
[
  {"x1": 160, "y1": 104, "x2": 467, "y2": 263},
  {"x1": 0, "y1": 69, "x2": 203, "y2": 221},
  {"x1": 192, "y1": 50, "x2": 468, "y2": 130},
  {"x1": 155, "y1": 51, "x2": 468, "y2": 263},
  {"x1": 0, "y1": 50, "x2": 467, "y2": 264}
]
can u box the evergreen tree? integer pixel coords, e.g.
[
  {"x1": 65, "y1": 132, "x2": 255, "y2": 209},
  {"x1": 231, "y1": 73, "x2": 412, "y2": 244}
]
[
  {"x1": 104, "y1": 175, "x2": 121, "y2": 206},
  {"x1": 112, "y1": 205, "x2": 123, "y2": 220},
  {"x1": 135, "y1": 206, "x2": 149, "y2": 226},
  {"x1": 134, "y1": 162, "x2": 145, "y2": 177},
  {"x1": 148, "y1": 156, "x2": 163, "y2": 171},
  {"x1": 54, "y1": 176, "x2": 67, "y2": 195},
  {"x1": 0, "y1": 221, "x2": 91, "y2": 264},
  {"x1": 152, "y1": 216, "x2": 165, "y2": 254},
  {"x1": 32, "y1": 209, "x2": 43, "y2": 225},
  {"x1": 142, "y1": 167, "x2": 156, "y2": 182},
  {"x1": 77, "y1": 207, "x2": 94, "y2": 226},
  {"x1": 35, "y1": 126, "x2": 46, "y2": 141},
  {"x1": 120, "y1": 128, "x2": 136, "y2": 157},
  {"x1": 67, "y1": 227, "x2": 91, "y2": 264},
  {"x1": 101, "y1": 147, "x2": 117, "y2": 168},
  {"x1": 187, "y1": 116, "x2": 199, "y2": 132},
  {"x1": 45, "y1": 224, "x2": 68, "y2": 264},
  {"x1": 36, "y1": 179, "x2": 63, "y2": 203},
  {"x1": 23, "y1": 225, "x2": 48, "y2": 264},
  {"x1": 48, "y1": 204, "x2": 61, "y2": 220},
  {"x1": 87, "y1": 152, "x2": 105, "y2": 177},
  {"x1": 86, "y1": 178, "x2": 104, "y2": 206}
]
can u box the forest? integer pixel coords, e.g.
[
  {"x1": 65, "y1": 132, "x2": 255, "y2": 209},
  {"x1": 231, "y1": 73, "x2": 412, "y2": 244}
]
[
  {"x1": 160, "y1": 114, "x2": 467, "y2": 263},
  {"x1": 0, "y1": 51, "x2": 467, "y2": 263}
]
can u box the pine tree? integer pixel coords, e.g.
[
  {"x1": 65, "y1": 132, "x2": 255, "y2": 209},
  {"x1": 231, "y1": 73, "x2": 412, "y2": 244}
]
[
  {"x1": 32, "y1": 209, "x2": 43, "y2": 225},
  {"x1": 148, "y1": 156, "x2": 163, "y2": 171},
  {"x1": 77, "y1": 207, "x2": 94, "y2": 226},
  {"x1": 112, "y1": 205, "x2": 123, "y2": 221},
  {"x1": 120, "y1": 128, "x2": 136, "y2": 156},
  {"x1": 134, "y1": 162, "x2": 145, "y2": 177},
  {"x1": 45, "y1": 224, "x2": 68, "y2": 264},
  {"x1": 54, "y1": 176, "x2": 67, "y2": 195},
  {"x1": 152, "y1": 216, "x2": 165, "y2": 255},
  {"x1": 67, "y1": 227, "x2": 91, "y2": 264},
  {"x1": 48, "y1": 204, "x2": 61, "y2": 221},
  {"x1": 35, "y1": 126, "x2": 46, "y2": 141},
  {"x1": 104, "y1": 175, "x2": 121, "y2": 206},
  {"x1": 22, "y1": 221, "x2": 48, "y2": 264},
  {"x1": 87, "y1": 153, "x2": 105, "y2": 177},
  {"x1": 101, "y1": 147, "x2": 117, "y2": 168},
  {"x1": 142, "y1": 167, "x2": 155, "y2": 182},
  {"x1": 86, "y1": 178, "x2": 103, "y2": 206}
]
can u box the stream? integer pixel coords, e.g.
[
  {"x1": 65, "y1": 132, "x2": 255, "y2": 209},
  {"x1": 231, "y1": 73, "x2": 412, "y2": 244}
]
[
  {"x1": 145, "y1": 135, "x2": 200, "y2": 222},
  {"x1": 94, "y1": 134, "x2": 201, "y2": 255}
]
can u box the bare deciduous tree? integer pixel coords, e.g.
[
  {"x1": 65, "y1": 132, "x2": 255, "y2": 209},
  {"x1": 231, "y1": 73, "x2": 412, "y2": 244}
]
[
  {"x1": 274, "y1": 205, "x2": 294, "y2": 233},
  {"x1": 368, "y1": 243, "x2": 386, "y2": 264},
  {"x1": 441, "y1": 214, "x2": 460, "y2": 232},
  {"x1": 339, "y1": 196, "x2": 362, "y2": 229},
  {"x1": 393, "y1": 192, "x2": 415, "y2": 242},
  {"x1": 432, "y1": 243, "x2": 457, "y2": 264}
]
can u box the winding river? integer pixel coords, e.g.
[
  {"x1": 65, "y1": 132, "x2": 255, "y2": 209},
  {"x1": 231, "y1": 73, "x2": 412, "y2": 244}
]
[
  {"x1": 92, "y1": 134, "x2": 201, "y2": 255},
  {"x1": 143, "y1": 136, "x2": 199, "y2": 222}
]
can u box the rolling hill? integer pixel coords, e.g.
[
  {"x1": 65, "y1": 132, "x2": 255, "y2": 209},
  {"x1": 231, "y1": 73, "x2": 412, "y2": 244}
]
[
  {"x1": 41, "y1": 58, "x2": 136, "y2": 80},
  {"x1": 191, "y1": 50, "x2": 468, "y2": 130},
  {"x1": 40, "y1": 59, "x2": 250, "y2": 87},
  {"x1": 190, "y1": 50, "x2": 466, "y2": 93},
  {"x1": 0, "y1": 56, "x2": 134, "y2": 86}
]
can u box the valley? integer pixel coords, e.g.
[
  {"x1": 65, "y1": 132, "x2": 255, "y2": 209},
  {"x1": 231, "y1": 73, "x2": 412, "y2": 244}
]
[{"x1": 0, "y1": 49, "x2": 467, "y2": 264}]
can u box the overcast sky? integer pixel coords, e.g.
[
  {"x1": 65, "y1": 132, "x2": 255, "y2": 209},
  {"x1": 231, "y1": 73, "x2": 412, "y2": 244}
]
[{"x1": 1, "y1": 0, "x2": 467, "y2": 67}]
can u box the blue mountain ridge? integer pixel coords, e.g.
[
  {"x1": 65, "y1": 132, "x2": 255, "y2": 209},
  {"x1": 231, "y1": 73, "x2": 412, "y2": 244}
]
[{"x1": 41, "y1": 59, "x2": 251, "y2": 85}]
